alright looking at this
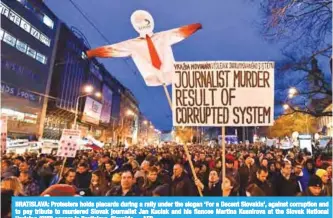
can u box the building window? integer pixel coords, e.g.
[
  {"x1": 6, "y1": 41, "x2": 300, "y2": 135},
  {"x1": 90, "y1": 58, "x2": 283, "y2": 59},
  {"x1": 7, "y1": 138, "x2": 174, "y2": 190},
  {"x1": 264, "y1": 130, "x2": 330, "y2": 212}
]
[
  {"x1": 1, "y1": 28, "x2": 47, "y2": 65},
  {"x1": 1, "y1": 108, "x2": 37, "y2": 124},
  {"x1": 0, "y1": 29, "x2": 3, "y2": 40},
  {"x1": 1, "y1": 2, "x2": 52, "y2": 46},
  {"x1": 81, "y1": 51, "x2": 87, "y2": 59},
  {"x1": 43, "y1": 15, "x2": 54, "y2": 29},
  {"x1": 3, "y1": 32, "x2": 16, "y2": 47},
  {"x1": 16, "y1": 0, "x2": 54, "y2": 29},
  {"x1": 26, "y1": 46, "x2": 36, "y2": 58},
  {"x1": 16, "y1": 39, "x2": 27, "y2": 53},
  {"x1": 36, "y1": 52, "x2": 47, "y2": 64}
]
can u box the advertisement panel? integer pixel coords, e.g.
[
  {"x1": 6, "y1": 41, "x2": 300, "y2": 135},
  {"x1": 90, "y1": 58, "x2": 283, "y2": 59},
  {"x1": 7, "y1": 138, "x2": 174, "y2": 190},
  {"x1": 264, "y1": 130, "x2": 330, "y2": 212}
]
[{"x1": 82, "y1": 97, "x2": 102, "y2": 125}]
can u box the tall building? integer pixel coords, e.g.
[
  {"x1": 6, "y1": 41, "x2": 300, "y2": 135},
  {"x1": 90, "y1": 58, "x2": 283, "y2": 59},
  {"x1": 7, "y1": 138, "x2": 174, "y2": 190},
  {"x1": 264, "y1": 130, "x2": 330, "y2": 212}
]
[
  {"x1": 44, "y1": 23, "x2": 125, "y2": 141},
  {"x1": 1, "y1": 0, "x2": 60, "y2": 139},
  {"x1": 118, "y1": 89, "x2": 139, "y2": 145},
  {"x1": 43, "y1": 22, "x2": 139, "y2": 143}
]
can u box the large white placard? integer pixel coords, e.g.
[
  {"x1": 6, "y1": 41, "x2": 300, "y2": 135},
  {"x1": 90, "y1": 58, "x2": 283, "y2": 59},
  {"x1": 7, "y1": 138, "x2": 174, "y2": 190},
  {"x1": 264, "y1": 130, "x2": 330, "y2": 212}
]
[
  {"x1": 56, "y1": 129, "x2": 81, "y2": 158},
  {"x1": 173, "y1": 61, "x2": 274, "y2": 126},
  {"x1": 82, "y1": 97, "x2": 102, "y2": 125}
]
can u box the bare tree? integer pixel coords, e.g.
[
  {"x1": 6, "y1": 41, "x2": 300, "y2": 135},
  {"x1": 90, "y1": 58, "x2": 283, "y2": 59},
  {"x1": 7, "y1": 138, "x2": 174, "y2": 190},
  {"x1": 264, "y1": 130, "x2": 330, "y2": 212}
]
[{"x1": 249, "y1": 0, "x2": 332, "y2": 117}]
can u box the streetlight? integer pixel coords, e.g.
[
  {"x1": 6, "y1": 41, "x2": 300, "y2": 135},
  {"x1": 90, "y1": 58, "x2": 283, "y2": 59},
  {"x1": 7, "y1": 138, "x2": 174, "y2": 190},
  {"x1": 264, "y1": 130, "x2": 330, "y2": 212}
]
[
  {"x1": 283, "y1": 104, "x2": 289, "y2": 110},
  {"x1": 288, "y1": 87, "x2": 297, "y2": 98},
  {"x1": 126, "y1": 110, "x2": 134, "y2": 116},
  {"x1": 73, "y1": 85, "x2": 101, "y2": 129}
]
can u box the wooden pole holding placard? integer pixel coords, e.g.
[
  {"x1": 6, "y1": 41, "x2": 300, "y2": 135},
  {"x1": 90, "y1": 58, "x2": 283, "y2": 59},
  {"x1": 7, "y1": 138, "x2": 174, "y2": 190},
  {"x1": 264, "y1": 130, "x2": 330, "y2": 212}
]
[
  {"x1": 221, "y1": 126, "x2": 226, "y2": 195},
  {"x1": 58, "y1": 157, "x2": 67, "y2": 182},
  {"x1": 161, "y1": 83, "x2": 203, "y2": 196}
]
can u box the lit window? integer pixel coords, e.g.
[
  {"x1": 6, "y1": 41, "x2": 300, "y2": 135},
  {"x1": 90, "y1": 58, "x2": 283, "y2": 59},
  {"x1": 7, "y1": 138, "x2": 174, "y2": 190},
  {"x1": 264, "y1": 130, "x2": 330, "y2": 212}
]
[
  {"x1": 3, "y1": 32, "x2": 16, "y2": 47},
  {"x1": 16, "y1": 39, "x2": 27, "y2": 53},
  {"x1": 20, "y1": 18, "x2": 31, "y2": 33},
  {"x1": 0, "y1": 29, "x2": 4, "y2": 40},
  {"x1": 43, "y1": 15, "x2": 54, "y2": 29},
  {"x1": 26, "y1": 46, "x2": 36, "y2": 58},
  {"x1": 81, "y1": 51, "x2": 87, "y2": 59},
  {"x1": 40, "y1": 34, "x2": 50, "y2": 46},
  {"x1": 36, "y1": 52, "x2": 47, "y2": 64}
]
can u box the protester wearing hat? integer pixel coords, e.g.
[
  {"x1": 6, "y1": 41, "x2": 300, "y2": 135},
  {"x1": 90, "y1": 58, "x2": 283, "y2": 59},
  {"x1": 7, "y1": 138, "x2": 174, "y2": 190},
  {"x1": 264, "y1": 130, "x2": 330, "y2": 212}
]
[
  {"x1": 321, "y1": 162, "x2": 332, "y2": 181},
  {"x1": 316, "y1": 169, "x2": 332, "y2": 196},
  {"x1": 298, "y1": 175, "x2": 325, "y2": 196}
]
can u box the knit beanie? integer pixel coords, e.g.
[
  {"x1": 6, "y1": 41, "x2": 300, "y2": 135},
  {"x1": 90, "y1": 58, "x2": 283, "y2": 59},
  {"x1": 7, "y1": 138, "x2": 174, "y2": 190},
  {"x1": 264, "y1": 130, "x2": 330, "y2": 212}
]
[{"x1": 316, "y1": 169, "x2": 327, "y2": 179}]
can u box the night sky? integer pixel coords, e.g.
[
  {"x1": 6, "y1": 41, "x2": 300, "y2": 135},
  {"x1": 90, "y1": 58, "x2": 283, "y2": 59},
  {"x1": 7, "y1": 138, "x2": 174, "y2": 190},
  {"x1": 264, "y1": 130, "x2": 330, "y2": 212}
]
[{"x1": 45, "y1": 0, "x2": 293, "y2": 131}]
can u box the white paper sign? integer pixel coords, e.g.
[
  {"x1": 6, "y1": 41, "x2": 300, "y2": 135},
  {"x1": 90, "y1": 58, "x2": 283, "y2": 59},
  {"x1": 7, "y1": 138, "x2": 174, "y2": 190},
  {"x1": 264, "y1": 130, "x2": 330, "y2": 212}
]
[
  {"x1": 173, "y1": 61, "x2": 274, "y2": 126},
  {"x1": 56, "y1": 129, "x2": 81, "y2": 158},
  {"x1": 41, "y1": 147, "x2": 53, "y2": 154}
]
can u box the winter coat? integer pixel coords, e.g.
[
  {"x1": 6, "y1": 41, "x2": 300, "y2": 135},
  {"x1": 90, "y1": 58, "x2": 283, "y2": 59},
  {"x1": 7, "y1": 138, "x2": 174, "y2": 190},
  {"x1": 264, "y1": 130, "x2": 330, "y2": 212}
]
[
  {"x1": 105, "y1": 185, "x2": 140, "y2": 196},
  {"x1": 239, "y1": 164, "x2": 257, "y2": 196},
  {"x1": 75, "y1": 171, "x2": 92, "y2": 190},
  {"x1": 203, "y1": 181, "x2": 222, "y2": 196},
  {"x1": 171, "y1": 173, "x2": 195, "y2": 196},
  {"x1": 275, "y1": 173, "x2": 300, "y2": 196},
  {"x1": 251, "y1": 177, "x2": 275, "y2": 196}
]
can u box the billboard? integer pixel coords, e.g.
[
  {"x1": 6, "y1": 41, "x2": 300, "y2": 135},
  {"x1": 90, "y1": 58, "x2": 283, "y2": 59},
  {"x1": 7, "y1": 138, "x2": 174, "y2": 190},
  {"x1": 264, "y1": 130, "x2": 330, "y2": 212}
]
[
  {"x1": 82, "y1": 97, "x2": 102, "y2": 125},
  {"x1": 100, "y1": 85, "x2": 113, "y2": 124}
]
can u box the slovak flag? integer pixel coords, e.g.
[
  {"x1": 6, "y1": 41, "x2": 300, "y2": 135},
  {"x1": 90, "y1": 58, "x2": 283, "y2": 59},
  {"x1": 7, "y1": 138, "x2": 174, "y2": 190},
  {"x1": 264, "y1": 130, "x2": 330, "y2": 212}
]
[
  {"x1": 86, "y1": 10, "x2": 202, "y2": 86},
  {"x1": 85, "y1": 136, "x2": 104, "y2": 150}
]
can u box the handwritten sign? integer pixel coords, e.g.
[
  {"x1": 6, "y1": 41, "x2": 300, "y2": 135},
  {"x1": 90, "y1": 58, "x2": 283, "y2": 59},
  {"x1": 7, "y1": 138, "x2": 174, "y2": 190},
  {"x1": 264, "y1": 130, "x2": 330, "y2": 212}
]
[{"x1": 56, "y1": 129, "x2": 81, "y2": 158}]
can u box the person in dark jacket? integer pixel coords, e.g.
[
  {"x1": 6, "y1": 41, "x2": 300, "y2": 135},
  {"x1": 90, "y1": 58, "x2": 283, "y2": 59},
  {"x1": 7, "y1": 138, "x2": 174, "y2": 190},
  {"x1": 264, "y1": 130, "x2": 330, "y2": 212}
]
[
  {"x1": 106, "y1": 170, "x2": 140, "y2": 196},
  {"x1": 239, "y1": 155, "x2": 256, "y2": 196},
  {"x1": 1, "y1": 189, "x2": 13, "y2": 218},
  {"x1": 19, "y1": 171, "x2": 40, "y2": 196},
  {"x1": 298, "y1": 175, "x2": 325, "y2": 196},
  {"x1": 222, "y1": 175, "x2": 238, "y2": 196},
  {"x1": 103, "y1": 160, "x2": 119, "y2": 186},
  {"x1": 249, "y1": 166, "x2": 274, "y2": 196},
  {"x1": 171, "y1": 164, "x2": 194, "y2": 196},
  {"x1": 1, "y1": 159, "x2": 16, "y2": 179},
  {"x1": 293, "y1": 162, "x2": 307, "y2": 192},
  {"x1": 225, "y1": 159, "x2": 240, "y2": 194},
  {"x1": 275, "y1": 161, "x2": 300, "y2": 196},
  {"x1": 154, "y1": 161, "x2": 172, "y2": 185},
  {"x1": 315, "y1": 169, "x2": 332, "y2": 196},
  {"x1": 142, "y1": 167, "x2": 163, "y2": 196},
  {"x1": 75, "y1": 163, "x2": 92, "y2": 190},
  {"x1": 195, "y1": 169, "x2": 222, "y2": 196},
  {"x1": 59, "y1": 168, "x2": 76, "y2": 188}
]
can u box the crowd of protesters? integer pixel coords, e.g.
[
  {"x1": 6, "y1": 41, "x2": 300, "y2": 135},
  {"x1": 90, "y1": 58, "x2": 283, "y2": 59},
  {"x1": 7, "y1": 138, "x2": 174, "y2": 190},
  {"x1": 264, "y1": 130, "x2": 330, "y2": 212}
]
[{"x1": 1, "y1": 143, "x2": 332, "y2": 203}]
